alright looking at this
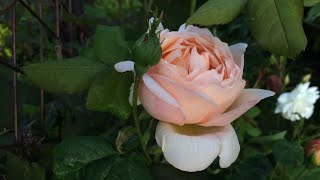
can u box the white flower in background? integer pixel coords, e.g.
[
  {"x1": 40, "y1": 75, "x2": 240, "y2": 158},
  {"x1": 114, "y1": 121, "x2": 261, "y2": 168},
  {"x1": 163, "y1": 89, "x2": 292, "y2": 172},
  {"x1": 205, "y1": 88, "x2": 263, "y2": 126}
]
[{"x1": 275, "y1": 82, "x2": 320, "y2": 121}]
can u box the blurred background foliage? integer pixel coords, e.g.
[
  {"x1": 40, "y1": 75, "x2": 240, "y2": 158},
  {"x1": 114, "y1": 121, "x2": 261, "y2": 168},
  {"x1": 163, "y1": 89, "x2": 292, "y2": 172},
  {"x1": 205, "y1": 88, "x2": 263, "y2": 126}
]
[{"x1": 0, "y1": 0, "x2": 320, "y2": 179}]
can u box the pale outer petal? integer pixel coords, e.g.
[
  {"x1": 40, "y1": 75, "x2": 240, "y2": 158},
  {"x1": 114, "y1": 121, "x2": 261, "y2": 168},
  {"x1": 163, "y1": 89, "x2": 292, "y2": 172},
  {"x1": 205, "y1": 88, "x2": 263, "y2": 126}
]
[
  {"x1": 155, "y1": 122, "x2": 240, "y2": 172},
  {"x1": 200, "y1": 89, "x2": 275, "y2": 127},
  {"x1": 114, "y1": 61, "x2": 135, "y2": 73},
  {"x1": 216, "y1": 125, "x2": 240, "y2": 168},
  {"x1": 129, "y1": 83, "x2": 141, "y2": 106}
]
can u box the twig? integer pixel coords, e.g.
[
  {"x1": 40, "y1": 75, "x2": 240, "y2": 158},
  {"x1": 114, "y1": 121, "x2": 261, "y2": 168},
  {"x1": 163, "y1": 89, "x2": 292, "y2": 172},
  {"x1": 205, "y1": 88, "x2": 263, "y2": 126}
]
[
  {"x1": 18, "y1": 0, "x2": 60, "y2": 40},
  {"x1": 0, "y1": 59, "x2": 24, "y2": 74},
  {"x1": 12, "y1": 6, "x2": 19, "y2": 144},
  {"x1": 0, "y1": 0, "x2": 17, "y2": 16}
]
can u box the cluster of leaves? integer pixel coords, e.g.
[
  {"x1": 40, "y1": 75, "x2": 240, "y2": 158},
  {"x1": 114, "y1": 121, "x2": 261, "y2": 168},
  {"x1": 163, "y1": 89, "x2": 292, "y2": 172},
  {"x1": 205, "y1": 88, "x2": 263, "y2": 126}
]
[{"x1": 0, "y1": 0, "x2": 320, "y2": 180}]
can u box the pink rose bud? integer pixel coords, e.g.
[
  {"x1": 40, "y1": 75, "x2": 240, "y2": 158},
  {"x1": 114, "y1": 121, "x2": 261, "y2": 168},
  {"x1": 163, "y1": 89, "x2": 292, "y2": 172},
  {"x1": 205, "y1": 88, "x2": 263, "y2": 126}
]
[
  {"x1": 306, "y1": 139, "x2": 320, "y2": 166},
  {"x1": 266, "y1": 75, "x2": 283, "y2": 93}
]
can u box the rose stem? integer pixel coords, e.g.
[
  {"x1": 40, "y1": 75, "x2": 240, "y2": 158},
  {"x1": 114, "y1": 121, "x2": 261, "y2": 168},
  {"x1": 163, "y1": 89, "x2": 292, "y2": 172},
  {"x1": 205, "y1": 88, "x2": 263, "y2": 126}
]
[{"x1": 132, "y1": 75, "x2": 152, "y2": 164}]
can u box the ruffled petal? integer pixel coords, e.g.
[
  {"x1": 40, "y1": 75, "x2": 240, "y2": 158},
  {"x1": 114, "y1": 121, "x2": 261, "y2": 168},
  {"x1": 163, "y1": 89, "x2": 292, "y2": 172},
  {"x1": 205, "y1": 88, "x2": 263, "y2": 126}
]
[
  {"x1": 200, "y1": 89, "x2": 275, "y2": 126},
  {"x1": 229, "y1": 43, "x2": 248, "y2": 74},
  {"x1": 155, "y1": 122, "x2": 240, "y2": 172},
  {"x1": 140, "y1": 74, "x2": 186, "y2": 125},
  {"x1": 189, "y1": 48, "x2": 209, "y2": 73}
]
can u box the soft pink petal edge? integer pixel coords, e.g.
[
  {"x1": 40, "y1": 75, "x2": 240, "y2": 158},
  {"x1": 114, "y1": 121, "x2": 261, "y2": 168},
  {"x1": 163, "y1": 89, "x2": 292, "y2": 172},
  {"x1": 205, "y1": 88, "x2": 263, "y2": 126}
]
[
  {"x1": 140, "y1": 74, "x2": 186, "y2": 125},
  {"x1": 229, "y1": 43, "x2": 248, "y2": 78},
  {"x1": 200, "y1": 89, "x2": 275, "y2": 127}
]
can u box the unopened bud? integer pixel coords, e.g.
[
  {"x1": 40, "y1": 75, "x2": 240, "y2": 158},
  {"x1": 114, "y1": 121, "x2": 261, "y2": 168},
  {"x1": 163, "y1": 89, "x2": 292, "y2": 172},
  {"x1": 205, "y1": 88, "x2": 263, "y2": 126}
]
[
  {"x1": 132, "y1": 33, "x2": 162, "y2": 75},
  {"x1": 306, "y1": 139, "x2": 320, "y2": 166}
]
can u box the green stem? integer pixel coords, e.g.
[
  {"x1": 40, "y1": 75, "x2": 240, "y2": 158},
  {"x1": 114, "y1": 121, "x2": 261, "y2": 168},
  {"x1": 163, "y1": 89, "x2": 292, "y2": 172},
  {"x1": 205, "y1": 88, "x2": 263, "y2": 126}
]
[
  {"x1": 190, "y1": 0, "x2": 197, "y2": 16},
  {"x1": 132, "y1": 75, "x2": 152, "y2": 164},
  {"x1": 292, "y1": 120, "x2": 304, "y2": 142}
]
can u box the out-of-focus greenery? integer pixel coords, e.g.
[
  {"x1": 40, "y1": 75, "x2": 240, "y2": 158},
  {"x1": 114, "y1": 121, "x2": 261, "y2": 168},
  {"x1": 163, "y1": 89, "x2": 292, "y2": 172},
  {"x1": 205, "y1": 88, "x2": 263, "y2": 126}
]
[{"x1": 0, "y1": 0, "x2": 320, "y2": 179}]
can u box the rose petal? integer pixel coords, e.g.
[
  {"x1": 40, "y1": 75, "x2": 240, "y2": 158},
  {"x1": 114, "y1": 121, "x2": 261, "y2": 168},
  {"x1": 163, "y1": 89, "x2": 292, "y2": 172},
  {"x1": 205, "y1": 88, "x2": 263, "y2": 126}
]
[
  {"x1": 149, "y1": 74, "x2": 221, "y2": 124},
  {"x1": 155, "y1": 122, "x2": 240, "y2": 172},
  {"x1": 216, "y1": 125, "x2": 240, "y2": 168},
  {"x1": 140, "y1": 75, "x2": 185, "y2": 125},
  {"x1": 163, "y1": 49, "x2": 182, "y2": 63},
  {"x1": 229, "y1": 43, "x2": 248, "y2": 77},
  {"x1": 189, "y1": 47, "x2": 209, "y2": 73},
  {"x1": 200, "y1": 89, "x2": 275, "y2": 126},
  {"x1": 178, "y1": 23, "x2": 213, "y2": 37},
  {"x1": 114, "y1": 61, "x2": 135, "y2": 73},
  {"x1": 129, "y1": 83, "x2": 141, "y2": 106},
  {"x1": 198, "y1": 79, "x2": 246, "y2": 112}
]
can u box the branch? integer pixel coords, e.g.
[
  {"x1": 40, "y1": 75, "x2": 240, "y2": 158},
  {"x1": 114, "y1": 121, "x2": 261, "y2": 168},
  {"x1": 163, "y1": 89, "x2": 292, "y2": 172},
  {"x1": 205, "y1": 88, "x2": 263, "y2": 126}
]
[
  {"x1": 18, "y1": 0, "x2": 60, "y2": 40},
  {"x1": 0, "y1": 0, "x2": 17, "y2": 16},
  {"x1": 0, "y1": 59, "x2": 25, "y2": 74}
]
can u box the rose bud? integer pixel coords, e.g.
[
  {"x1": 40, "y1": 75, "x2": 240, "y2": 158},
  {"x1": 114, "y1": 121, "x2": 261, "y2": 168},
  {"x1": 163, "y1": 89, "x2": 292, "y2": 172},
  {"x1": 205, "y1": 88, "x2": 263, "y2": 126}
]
[
  {"x1": 132, "y1": 18, "x2": 162, "y2": 76},
  {"x1": 306, "y1": 139, "x2": 320, "y2": 166},
  {"x1": 266, "y1": 75, "x2": 283, "y2": 93}
]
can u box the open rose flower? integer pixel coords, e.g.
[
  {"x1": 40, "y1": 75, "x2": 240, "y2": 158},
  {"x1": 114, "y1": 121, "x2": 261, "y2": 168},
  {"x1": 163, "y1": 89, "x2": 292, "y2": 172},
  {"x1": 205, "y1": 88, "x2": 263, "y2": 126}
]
[{"x1": 115, "y1": 23, "x2": 274, "y2": 172}]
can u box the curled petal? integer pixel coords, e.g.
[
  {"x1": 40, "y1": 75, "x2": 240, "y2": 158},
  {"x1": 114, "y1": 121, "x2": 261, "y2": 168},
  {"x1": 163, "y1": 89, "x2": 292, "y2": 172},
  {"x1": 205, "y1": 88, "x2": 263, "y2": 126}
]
[
  {"x1": 229, "y1": 43, "x2": 248, "y2": 74},
  {"x1": 155, "y1": 122, "x2": 240, "y2": 172},
  {"x1": 140, "y1": 74, "x2": 185, "y2": 125},
  {"x1": 129, "y1": 83, "x2": 141, "y2": 106},
  {"x1": 200, "y1": 89, "x2": 275, "y2": 126},
  {"x1": 114, "y1": 61, "x2": 135, "y2": 73},
  {"x1": 216, "y1": 125, "x2": 240, "y2": 168}
]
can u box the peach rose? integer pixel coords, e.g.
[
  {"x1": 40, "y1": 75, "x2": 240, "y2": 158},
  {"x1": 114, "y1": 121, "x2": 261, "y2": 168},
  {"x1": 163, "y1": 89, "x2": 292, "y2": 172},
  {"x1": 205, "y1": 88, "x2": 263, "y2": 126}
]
[{"x1": 115, "y1": 23, "x2": 274, "y2": 172}]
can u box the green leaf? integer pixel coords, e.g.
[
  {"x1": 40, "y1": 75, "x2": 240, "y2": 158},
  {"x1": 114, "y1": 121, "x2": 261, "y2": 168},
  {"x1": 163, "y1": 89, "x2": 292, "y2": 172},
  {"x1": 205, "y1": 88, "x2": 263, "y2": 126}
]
[
  {"x1": 249, "y1": 131, "x2": 287, "y2": 143},
  {"x1": 304, "y1": 0, "x2": 320, "y2": 6},
  {"x1": 116, "y1": 126, "x2": 138, "y2": 153},
  {"x1": 6, "y1": 153, "x2": 45, "y2": 180},
  {"x1": 247, "y1": 0, "x2": 307, "y2": 58},
  {"x1": 53, "y1": 136, "x2": 116, "y2": 178},
  {"x1": 93, "y1": 25, "x2": 129, "y2": 65},
  {"x1": 245, "y1": 106, "x2": 261, "y2": 118},
  {"x1": 273, "y1": 140, "x2": 304, "y2": 166},
  {"x1": 86, "y1": 69, "x2": 133, "y2": 119},
  {"x1": 245, "y1": 122, "x2": 262, "y2": 137},
  {"x1": 80, "y1": 153, "x2": 152, "y2": 180},
  {"x1": 306, "y1": 3, "x2": 320, "y2": 22},
  {"x1": 187, "y1": 0, "x2": 247, "y2": 25},
  {"x1": 22, "y1": 57, "x2": 106, "y2": 93},
  {"x1": 300, "y1": 168, "x2": 320, "y2": 180},
  {"x1": 231, "y1": 155, "x2": 272, "y2": 180},
  {"x1": 151, "y1": 163, "x2": 212, "y2": 179}
]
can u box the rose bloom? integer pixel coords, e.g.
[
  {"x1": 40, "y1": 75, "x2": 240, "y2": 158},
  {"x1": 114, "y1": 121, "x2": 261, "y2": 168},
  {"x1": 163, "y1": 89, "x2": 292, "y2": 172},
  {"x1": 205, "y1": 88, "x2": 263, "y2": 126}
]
[{"x1": 115, "y1": 23, "x2": 274, "y2": 172}]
